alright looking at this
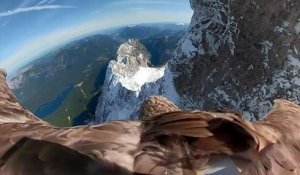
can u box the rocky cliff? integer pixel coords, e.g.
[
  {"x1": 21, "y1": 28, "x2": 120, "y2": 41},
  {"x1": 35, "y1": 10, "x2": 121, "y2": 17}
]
[
  {"x1": 173, "y1": 0, "x2": 300, "y2": 119},
  {"x1": 95, "y1": 39, "x2": 179, "y2": 123}
]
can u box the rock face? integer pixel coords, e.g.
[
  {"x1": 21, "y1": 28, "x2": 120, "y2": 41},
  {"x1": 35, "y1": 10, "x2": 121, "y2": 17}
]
[
  {"x1": 96, "y1": 0, "x2": 300, "y2": 122},
  {"x1": 95, "y1": 39, "x2": 179, "y2": 123},
  {"x1": 179, "y1": 0, "x2": 238, "y2": 57},
  {"x1": 173, "y1": 0, "x2": 300, "y2": 119}
]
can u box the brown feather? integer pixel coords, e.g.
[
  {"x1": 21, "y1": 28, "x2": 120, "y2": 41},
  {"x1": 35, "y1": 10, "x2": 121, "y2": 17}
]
[
  {"x1": 0, "y1": 69, "x2": 43, "y2": 124},
  {"x1": 0, "y1": 137, "x2": 133, "y2": 175},
  {"x1": 139, "y1": 96, "x2": 181, "y2": 120},
  {"x1": 0, "y1": 121, "x2": 141, "y2": 172},
  {"x1": 258, "y1": 99, "x2": 300, "y2": 141},
  {"x1": 241, "y1": 100, "x2": 300, "y2": 174},
  {"x1": 1, "y1": 71, "x2": 300, "y2": 175}
]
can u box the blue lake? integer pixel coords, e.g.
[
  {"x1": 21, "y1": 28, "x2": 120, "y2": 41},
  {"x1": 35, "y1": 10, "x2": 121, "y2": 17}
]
[{"x1": 35, "y1": 86, "x2": 74, "y2": 118}]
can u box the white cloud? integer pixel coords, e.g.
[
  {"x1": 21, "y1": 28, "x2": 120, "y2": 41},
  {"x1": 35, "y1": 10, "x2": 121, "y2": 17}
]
[
  {"x1": 18, "y1": 0, "x2": 35, "y2": 8},
  {"x1": 37, "y1": 0, "x2": 49, "y2": 5},
  {"x1": 37, "y1": 0, "x2": 57, "y2": 5},
  {"x1": 0, "y1": 5, "x2": 74, "y2": 17}
]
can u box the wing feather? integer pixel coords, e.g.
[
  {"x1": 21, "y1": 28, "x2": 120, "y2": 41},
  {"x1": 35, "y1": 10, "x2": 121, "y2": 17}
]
[
  {"x1": 258, "y1": 99, "x2": 300, "y2": 141},
  {"x1": 0, "y1": 69, "x2": 41, "y2": 124},
  {"x1": 241, "y1": 141, "x2": 300, "y2": 175},
  {"x1": 0, "y1": 137, "x2": 133, "y2": 175}
]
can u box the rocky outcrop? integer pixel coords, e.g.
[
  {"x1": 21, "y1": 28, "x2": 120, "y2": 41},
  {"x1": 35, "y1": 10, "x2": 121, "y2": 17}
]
[
  {"x1": 172, "y1": 0, "x2": 300, "y2": 119},
  {"x1": 178, "y1": 0, "x2": 238, "y2": 57},
  {"x1": 95, "y1": 39, "x2": 179, "y2": 123}
]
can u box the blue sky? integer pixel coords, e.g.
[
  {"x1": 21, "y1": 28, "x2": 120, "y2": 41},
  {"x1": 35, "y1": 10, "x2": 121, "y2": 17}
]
[{"x1": 0, "y1": 0, "x2": 193, "y2": 73}]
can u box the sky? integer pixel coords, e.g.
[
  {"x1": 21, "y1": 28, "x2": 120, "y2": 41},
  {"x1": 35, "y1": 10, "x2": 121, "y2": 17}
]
[{"x1": 0, "y1": 0, "x2": 193, "y2": 73}]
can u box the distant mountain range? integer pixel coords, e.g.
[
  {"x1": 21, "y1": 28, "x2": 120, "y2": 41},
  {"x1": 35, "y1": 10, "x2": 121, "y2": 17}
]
[{"x1": 8, "y1": 23, "x2": 187, "y2": 126}]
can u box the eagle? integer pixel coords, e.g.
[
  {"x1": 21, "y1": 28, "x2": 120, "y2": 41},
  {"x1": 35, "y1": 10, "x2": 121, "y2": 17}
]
[{"x1": 0, "y1": 68, "x2": 300, "y2": 175}]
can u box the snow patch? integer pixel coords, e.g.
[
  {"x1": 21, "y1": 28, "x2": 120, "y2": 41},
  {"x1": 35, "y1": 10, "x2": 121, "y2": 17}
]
[
  {"x1": 181, "y1": 38, "x2": 199, "y2": 57},
  {"x1": 117, "y1": 66, "x2": 166, "y2": 94},
  {"x1": 75, "y1": 82, "x2": 83, "y2": 87},
  {"x1": 274, "y1": 21, "x2": 289, "y2": 33},
  {"x1": 128, "y1": 25, "x2": 136, "y2": 28},
  {"x1": 294, "y1": 46, "x2": 299, "y2": 55},
  {"x1": 176, "y1": 22, "x2": 185, "y2": 26},
  {"x1": 260, "y1": 41, "x2": 273, "y2": 68},
  {"x1": 295, "y1": 19, "x2": 300, "y2": 35},
  {"x1": 95, "y1": 64, "x2": 180, "y2": 123}
]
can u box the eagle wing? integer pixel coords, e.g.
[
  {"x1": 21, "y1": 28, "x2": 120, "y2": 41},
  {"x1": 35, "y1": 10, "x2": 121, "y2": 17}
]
[
  {"x1": 136, "y1": 111, "x2": 261, "y2": 174},
  {"x1": 257, "y1": 99, "x2": 300, "y2": 141},
  {"x1": 0, "y1": 137, "x2": 133, "y2": 175},
  {"x1": 0, "y1": 69, "x2": 41, "y2": 124},
  {"x1": 0, "y1": 121, "x2": 142, "y2": 173},
  {"x1": 242, "y1": 100, "x2": 300, "y2": 174}
]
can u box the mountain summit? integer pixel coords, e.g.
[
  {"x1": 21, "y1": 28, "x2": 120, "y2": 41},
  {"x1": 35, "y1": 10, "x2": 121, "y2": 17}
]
[{"x1": 95, "y1": 39, "x2": 179, "y2": 123}]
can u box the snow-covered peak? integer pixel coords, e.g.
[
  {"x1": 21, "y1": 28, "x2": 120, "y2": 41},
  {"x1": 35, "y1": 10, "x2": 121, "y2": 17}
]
[
  {"x1": 112, "y1": 39, "x2": 149, "y2": 79},
  {"x1": 95, "y1": 40, "x2": 179, "y2": 123},
  {"x1": 116, "y1": 39, "x2": 149, "y2": 68},
  {"x1": 110, "y1": 39, "x2": 165, "y2": 94}
]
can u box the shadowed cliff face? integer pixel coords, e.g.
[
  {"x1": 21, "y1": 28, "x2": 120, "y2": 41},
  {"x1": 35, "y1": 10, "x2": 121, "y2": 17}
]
[{"x1": 173, "y1": 0, "x2": 300, "y2": 119}]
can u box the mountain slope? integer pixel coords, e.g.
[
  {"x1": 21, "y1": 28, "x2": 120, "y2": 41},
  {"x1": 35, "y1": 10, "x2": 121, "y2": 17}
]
[
  {"x1": 95, "y1": 39, "x2": 179, "y2": 123},
  {"x1": 9, "y1": 34, "x2": 120, "y2": 126},
  {"x1": 141, "y1": 30, "x2": 184, "y2": 66},
  {"x1": 172, "y1": 0, "x2": 300, "y2": 119}
]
